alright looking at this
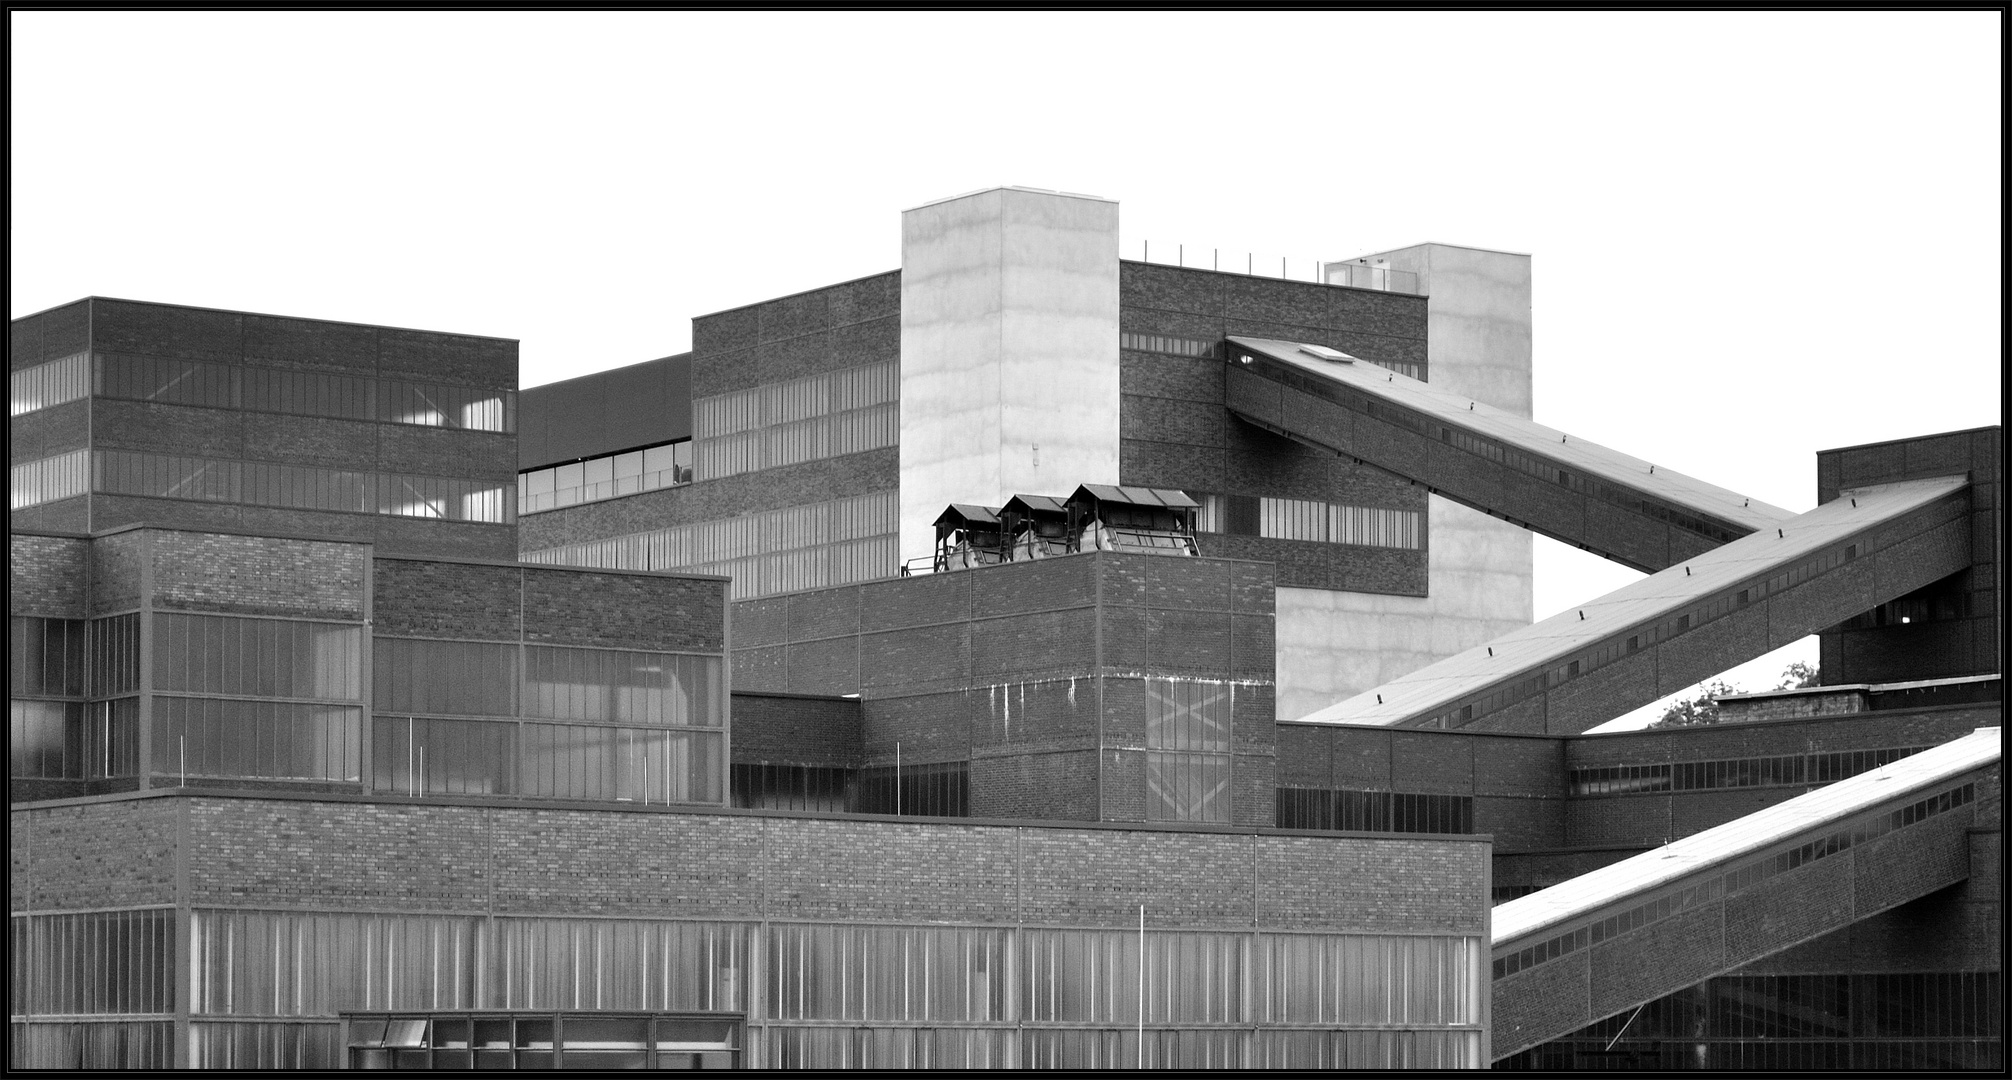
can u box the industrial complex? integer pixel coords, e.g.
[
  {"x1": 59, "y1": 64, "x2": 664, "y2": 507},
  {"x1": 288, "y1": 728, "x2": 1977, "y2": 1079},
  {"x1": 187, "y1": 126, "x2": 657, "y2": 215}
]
[{"x1": 10, "y1": 187, "x2": 1999, "y2": 1069}]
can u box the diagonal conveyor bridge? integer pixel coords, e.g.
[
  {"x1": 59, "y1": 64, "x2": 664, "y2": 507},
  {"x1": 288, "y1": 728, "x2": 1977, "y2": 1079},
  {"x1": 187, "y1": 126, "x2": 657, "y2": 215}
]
[{"x1": 1488, "y1": 727, "x2": 2000, "y2": 1060}]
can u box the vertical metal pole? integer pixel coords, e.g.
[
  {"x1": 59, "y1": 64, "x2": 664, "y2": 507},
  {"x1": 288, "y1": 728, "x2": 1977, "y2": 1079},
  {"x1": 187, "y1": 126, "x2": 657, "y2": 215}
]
[
  {"x1": 180, "y1": 737, "x2": 186, "y2": 787},
  {"x1": 896, "y1": 742, "x2": 901, "y2": 816},
  {"x1": 1178, "y1": 244, "x2": 1183, "y2": 267},
  {"x1": 1138, "y1": 905, "x2": 1145, "y2": 1068}
]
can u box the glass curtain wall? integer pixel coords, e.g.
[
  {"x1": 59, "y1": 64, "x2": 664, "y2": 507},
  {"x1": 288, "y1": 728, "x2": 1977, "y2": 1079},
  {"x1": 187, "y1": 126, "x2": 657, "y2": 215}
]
[
  {"x1": 151, "y1": 614, "x2": 364, "y2": 783},
  {"x1": 133, "y1": 908, "x2": 1485, "y2": 1070},
  {"x1": 372, "y1": 640, "x2": 726, "y2": 805},
  {"x1": 1145, "y1": 679, "x2": 1232, "y2": 823}
]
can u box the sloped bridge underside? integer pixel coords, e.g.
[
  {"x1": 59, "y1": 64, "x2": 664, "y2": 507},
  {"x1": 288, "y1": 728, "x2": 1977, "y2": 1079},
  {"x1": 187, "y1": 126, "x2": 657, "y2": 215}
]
[
  {"x1": 1224, "y1": 338, "x2": 1974, "y2": 736},
  {"x1": 1486, "y1": 728, "x2": 2000, "y2": 1061}
]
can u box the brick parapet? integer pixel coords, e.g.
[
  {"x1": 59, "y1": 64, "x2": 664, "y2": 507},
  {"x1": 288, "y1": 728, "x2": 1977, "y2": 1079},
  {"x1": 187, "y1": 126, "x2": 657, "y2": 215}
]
[{"x1": 11, "y1": 792, "x2": 1490, "y2": 938}]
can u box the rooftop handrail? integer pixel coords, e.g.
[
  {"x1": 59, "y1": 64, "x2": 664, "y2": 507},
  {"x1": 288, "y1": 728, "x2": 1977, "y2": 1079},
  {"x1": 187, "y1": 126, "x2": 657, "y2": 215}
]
[{"x1": 1133, "y1": 242, "x2": 1424, "y2": 295}]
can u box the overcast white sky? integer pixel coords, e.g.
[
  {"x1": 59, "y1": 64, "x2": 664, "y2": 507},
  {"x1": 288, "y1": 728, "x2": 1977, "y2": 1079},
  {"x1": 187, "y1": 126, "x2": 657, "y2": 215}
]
[{"x1": 12, "y1": 12, "x2": 2001, "y2": 725}]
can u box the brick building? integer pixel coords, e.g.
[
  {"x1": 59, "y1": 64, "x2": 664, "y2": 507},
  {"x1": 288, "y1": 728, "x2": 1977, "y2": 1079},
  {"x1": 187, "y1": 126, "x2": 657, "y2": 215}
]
[{"x1": 9, "y1": 186, "x2": 2001, "y2": 1069}]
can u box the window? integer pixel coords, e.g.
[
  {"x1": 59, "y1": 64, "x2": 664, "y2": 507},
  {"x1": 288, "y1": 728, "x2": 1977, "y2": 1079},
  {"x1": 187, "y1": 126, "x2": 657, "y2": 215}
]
[{"x1": 1146, "y1": 679, "x2": 1231, "y2": 823}]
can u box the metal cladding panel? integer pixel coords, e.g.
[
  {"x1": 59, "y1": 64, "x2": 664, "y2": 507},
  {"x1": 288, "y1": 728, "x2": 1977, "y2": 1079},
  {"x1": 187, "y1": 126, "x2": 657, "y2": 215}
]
[
  {"x1": 1298, "y1": 475, "x2": 1970, "y2": 730},
  {"x1": 519, "y1": 353, "x2": 691, "y2": 469}
]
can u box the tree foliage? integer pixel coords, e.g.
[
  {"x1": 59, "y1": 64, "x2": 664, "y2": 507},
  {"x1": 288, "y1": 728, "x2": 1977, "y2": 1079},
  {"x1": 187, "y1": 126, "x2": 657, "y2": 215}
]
[
  {"x1": 1650, "y1": 679, "x2": 1740, "y2": 728},
  {"x1": 1649, "y1": 662, "x2": 1820, "y2": 729}
]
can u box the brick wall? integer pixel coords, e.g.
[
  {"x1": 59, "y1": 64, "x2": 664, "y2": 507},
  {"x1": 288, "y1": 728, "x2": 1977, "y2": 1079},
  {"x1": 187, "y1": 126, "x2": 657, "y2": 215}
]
[
  {"x1": 10, "y1": 797, "x2": 181, "y2": 911},
  {"x1": 11, "y1": 792, "x2": 1490, "y2": 938},
  {"x1": 731, "y1": 693, "x2": 862, "y2": 767},
  {"x1": 1564, "y1": 705, "x2": 1999, "y2": 846},
  {"x1": 147, "y1": 531, "x2": 368, "y2": 619},
  {"x1": 1276, "y1": 723, "x2": 1568, "y2": 850},
  {"x1": 9, "y1": 533, "x2": 88, "y2": 616},
  {"x1": 10, "y1": 298, "x2": 521, "y2": 560},
  {"x1": 1117, "y1": 262, "x2": 1431, "y2": 595},
  {"x1": 371, "y1": 556, "x2": 728, "y2": 652},
  {"x1": 1819, "y1": 426, "x2": 2002, "y2": 682},
  {"x1": 727, "y1": 552, "x2": 1274, "y2": 823}
]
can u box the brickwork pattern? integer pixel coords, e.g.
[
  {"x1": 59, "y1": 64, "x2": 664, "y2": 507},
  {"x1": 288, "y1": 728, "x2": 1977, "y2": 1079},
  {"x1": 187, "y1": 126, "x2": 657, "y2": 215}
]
[
  {"x1": 971, "y1": 750, "x2": 1100, "y2": 820},
  {"x1": 1493, "y1": 950, "x2": 1593, "y2": 1060},
  {"x1": 1117, "y1": 262, "x2": 1431, "y2": 595},
  {"x1": 12, "y1": 298, "x2": 521, "y2": 560},
  {"x1": 14, "y1": 799, "x2": 181, "y2": 911},
  {"x1": 1275, "y1": 723, "x2": 1568, "y2": 851},
  {"x1": 1256, "y1": 835, "x2": 1489, "y2": 933},
  {"x1": 724, "y1": 553, "x2": 1275, "y2": 823},
  {"x1": 520, "y1": 567, "x2": 725, "y2": 652},
  {"x1": 9, "y1": 534, "x2": 89, "y2": 616},
  {"x1": 1586, "y1": 904, "x2": 1728, "y2": 1022},
  {"x1": 730, "y1": 693, "x2": 862, "y2": 766},
  {"x1": 373, "y1": 559, "x2": 523, "y2": 640},
  {"x1": 148, "y1": 531, "x2": 368, "y2": 619},
  {"x1": 9, "y1": 298, "x2": 92, "y2": 371},
  {"x1": 1820, "y1": 428, "x2": 2000, "y2": 685},
  {"x1": 90, "y1": 530, "x2": 147, "y2": 614},
  {"x1": 12, "y1": 795, "x2": 1488, "y2": 942}
]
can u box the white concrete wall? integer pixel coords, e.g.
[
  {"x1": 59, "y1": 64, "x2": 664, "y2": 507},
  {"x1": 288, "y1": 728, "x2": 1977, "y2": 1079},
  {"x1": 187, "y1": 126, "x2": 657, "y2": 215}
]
[
  {"x1": 898, "y1": 188, "x2": 1121, "y2": 564},
  {"x1": 1278, "y1": 245, "x2": 1535, "y2": 721}
]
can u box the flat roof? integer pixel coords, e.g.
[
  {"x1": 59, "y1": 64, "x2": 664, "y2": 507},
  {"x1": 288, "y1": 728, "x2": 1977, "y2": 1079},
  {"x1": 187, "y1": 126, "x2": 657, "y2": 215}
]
[{"x1": 9, "y1": 295, "x2": 517, "y2": 342}]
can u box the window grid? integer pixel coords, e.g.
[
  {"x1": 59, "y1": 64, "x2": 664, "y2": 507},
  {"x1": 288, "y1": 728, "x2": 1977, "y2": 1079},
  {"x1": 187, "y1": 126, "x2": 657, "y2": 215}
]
[
  {"x1": 10, "y1": 351, "x2": 92, "y2": 416},
  {"x1": 1195, "y1": 492, "x2": 1421, "y2": 551},
  {"x1": 90, "y1": 450, "x2": 514, "y2": 523},
  {"x1": 1569, "y1": 745, "x2": 1932, "y2": 796},
  {"x1": 10, "y1": 449, "x2": 90, "y2": 510},
  {"x1": 88, "y1": 351, "x2": 514, "y2": 432},
  {"x1": 692, "y1": 362, "x2": 898, "y2": 481},
  {"x1": 1494, "y1": 782, "x2": 1978, "y2": 979},
  {"x1": 522, "y1": 491, "x2": 899, "y2": 600},
  {"x1": 520, "y1": 440, "x2": 692, "y2": 515},
  {"x1": 1145, "y1": 679, "x2": 1232, "y2": 823}
]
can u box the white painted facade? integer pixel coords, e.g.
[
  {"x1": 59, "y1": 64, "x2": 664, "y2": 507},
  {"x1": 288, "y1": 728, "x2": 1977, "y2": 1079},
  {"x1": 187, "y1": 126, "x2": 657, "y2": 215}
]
[{"x1": 897, "y1": 187, "x2": 1121, "y2": 564}]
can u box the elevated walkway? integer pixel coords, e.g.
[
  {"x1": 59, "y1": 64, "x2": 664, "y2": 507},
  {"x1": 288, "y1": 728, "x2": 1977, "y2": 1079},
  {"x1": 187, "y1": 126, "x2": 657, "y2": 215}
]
[
  {"x1": 1489, "y1": 727, "x2": 2000, "y2": 1060},
  {"x1": 1295, "y1": 474, "x2": 1970, "y2": 733},
  {"x1": 1224, "y1": 337, "x2": 1795, "y2": 571}
]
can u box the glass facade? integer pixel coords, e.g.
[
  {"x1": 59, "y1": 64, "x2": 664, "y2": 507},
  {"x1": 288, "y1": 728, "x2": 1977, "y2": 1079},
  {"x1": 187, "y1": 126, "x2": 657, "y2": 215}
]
[
  {"x1": 1275, "y1": 788, "x2": 1475, "y2": 834},
  {"x1": 88, "y1": 449, "x2": 514, "y2": 523},
  {"x1": 9, "y1": 449, "x2": 89, "y2": 510},
  {"x1": 71, "y1": 351, "x2": 516, "y2": 431},
  {"x1": 10, "y1": 907, "x2": 1484, "y2": 1069},
  {"x1": 1121, "y1": 330, "x2": 1425, "y2": 380},
  {"x1": 1569, "y1": 745, "x2": 1931, "y2": 796},
  {"x1": 523, "y1": 490, "x2": 899, "y2": 601},
  {"x1": 1504, "y1": 973, "x2": 2001, "y2": 1071},
  {"x1": 519, "y1": 439, "x2": 692, "y2": 515},
  {"x1": 342, "y1": 1013, "x2": 740, "y2": 1070},
  {"x1": 1146, "y1": 679, "x2": 1232, "y2": 823},
  {"x1": 372, "y1": 639, "x2": 726, "y2": 806},
  {"x1": 692, "y1": 362, "x2": 897, "y2": 481},
  {"x1": 1193, "y1": 492, "x2": 1423, "y2": 551},
  {"x1": 9, "y1": 351, "x2": 92, "y2": 416},
  {"x1": 10, "y1": 615, "x2": 141, "y2": 781}
]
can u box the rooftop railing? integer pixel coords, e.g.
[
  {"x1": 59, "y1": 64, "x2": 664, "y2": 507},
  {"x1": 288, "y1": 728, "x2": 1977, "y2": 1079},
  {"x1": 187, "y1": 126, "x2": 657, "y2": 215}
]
[{"x1": 1131, "y1": 243, "x2": 1424, "y2": 295}]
